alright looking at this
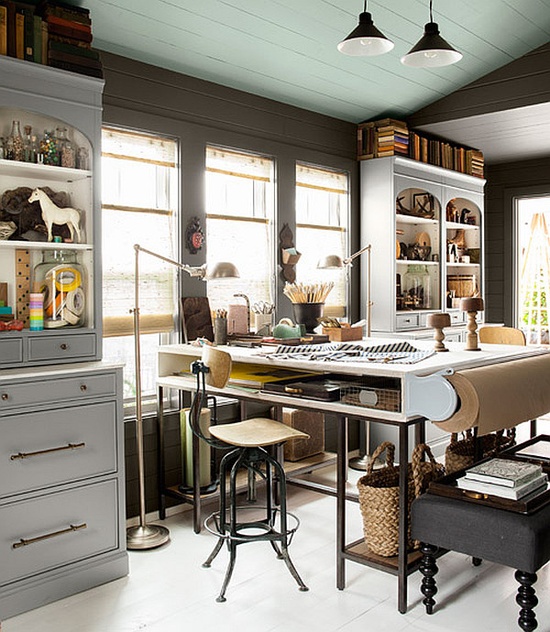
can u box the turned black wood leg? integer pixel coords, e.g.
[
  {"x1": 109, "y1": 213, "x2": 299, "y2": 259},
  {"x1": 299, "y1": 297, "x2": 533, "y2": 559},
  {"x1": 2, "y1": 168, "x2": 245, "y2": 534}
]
[
  {"x1": 419, "y1": 542, "x2": 439, "y2": 615},
  {"x1": 515, "y1": 569, "x2": 538, "y2": 632}
]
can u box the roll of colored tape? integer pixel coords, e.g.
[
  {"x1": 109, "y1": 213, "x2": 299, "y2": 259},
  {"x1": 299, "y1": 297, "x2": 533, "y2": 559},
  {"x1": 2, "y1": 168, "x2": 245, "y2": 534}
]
[{"x1": 53, "y1": 266, "x2": 82, "y2": 293}]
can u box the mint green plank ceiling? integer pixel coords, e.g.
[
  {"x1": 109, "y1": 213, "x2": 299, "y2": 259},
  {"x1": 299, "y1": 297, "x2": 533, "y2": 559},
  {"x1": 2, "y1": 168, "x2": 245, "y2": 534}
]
[{"x1": 89, "y1": 0, "x2": 550, "y2": 123}]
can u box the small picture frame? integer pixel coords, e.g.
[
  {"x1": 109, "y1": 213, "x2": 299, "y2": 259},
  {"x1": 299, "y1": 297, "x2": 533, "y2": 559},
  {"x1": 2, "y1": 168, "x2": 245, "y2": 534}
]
[{"x1": 412, "y1": 193, "x2": 435, "y2": 218}]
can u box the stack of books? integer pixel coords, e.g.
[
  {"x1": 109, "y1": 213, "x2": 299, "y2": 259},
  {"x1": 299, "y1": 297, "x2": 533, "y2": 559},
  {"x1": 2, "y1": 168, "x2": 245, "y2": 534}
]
[
  {"x1": 41, "y1": 1, "x2": 102, "y2": 78},
  {"x1": 457, "y1": 458, "x2": 548, "y2": 500},
  {"x1": 357, "y1": 118, "x2": 409, "y2": 160}
]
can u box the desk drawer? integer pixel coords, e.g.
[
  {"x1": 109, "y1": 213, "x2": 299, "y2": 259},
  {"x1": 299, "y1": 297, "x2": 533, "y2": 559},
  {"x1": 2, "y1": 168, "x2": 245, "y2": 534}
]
[
  {"x1": 396, "y1": 313, "x2": 419, "y2": 330},
  {"x1": 28, "y1": 333, "x2": 96, "y2": 362},
  {"x1": 0, "y1": 479, "x2": 119, "y2": 586},
  {"x1": 0, "y1": 372, "x2": 116, "y2": 411},
  {"x1": 449, "y1": 310, "x2": 466, "y2": 325},
  {"x1": 0, "y1": 402, "x2": 117, "y2": 497},
  {"x1": 0, "y1": 337, "x2": 23, "y2": 365}
]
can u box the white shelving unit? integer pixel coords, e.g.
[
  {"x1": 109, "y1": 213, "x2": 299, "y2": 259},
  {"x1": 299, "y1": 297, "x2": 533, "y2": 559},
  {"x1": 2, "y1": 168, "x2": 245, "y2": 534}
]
[{"x1": 360, "y1": 156, "x2": 485, "y2": 340}]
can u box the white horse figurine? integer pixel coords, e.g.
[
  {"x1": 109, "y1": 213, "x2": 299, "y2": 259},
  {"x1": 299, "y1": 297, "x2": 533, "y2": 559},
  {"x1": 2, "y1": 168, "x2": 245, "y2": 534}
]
[{"x1": 28, "y1": 188, "x2": 82, "y2": 243}]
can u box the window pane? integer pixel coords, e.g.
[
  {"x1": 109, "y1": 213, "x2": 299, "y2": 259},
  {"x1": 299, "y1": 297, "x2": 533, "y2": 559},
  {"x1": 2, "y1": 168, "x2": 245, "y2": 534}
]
[
  {"x1": 206, "y1": 146, "x2": 274, "y2": 315},
  {"x1": 295, "y1": 163, "x2": 349, "y2": 311},
  {"x1": 101, "y1": 127, "x2": 178, "y2": 405}
]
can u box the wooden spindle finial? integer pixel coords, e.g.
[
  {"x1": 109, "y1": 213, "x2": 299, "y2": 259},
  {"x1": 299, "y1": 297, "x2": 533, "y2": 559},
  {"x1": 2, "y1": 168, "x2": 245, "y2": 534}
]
[
  {"x1": 427, "y1": 312, "x2": 451, "y2": 352},
  {"x1": 460, "y1": 297, "x2": 484, "y2": 351}
]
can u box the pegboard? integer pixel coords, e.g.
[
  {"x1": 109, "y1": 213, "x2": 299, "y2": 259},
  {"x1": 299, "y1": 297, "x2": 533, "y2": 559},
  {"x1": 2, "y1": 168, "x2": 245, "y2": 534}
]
[{"x1": 15, "y1": 248, "x2": 30, "y2": 326}]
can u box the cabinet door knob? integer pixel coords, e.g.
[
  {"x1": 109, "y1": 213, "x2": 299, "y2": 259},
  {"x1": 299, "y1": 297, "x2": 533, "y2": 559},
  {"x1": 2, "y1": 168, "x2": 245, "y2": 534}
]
[
  {"x1": 1, "y1": 393, "x2": 8, "y2": 401},
  {"x1": 60, "y1": 343, "x2": 68, "y2": 350},
  {"x1": 80, "y1": 384, "x2": 87, "y2": 392}
]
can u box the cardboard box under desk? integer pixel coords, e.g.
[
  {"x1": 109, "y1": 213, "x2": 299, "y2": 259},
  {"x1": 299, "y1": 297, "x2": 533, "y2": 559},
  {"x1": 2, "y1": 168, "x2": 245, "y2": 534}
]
[{"x1": 282, "y1": 408, "x2": 325, "y2": 462}]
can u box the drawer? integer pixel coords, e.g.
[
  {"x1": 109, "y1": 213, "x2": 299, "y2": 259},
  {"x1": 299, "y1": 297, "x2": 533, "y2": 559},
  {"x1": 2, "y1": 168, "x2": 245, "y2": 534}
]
[
  {"x1": 396, "y1": 313, "x2": 419, "y2": 330},
  {"x1": 28, "y1": 333, "x2": 96, "y2": 361},
  {"x1": 0, "y1": 479, "x2": 119, "y2": 586},
  {"x1": 449, "y1": 310, "x2": 466, "y2": 325},
  {"x1": 0, "y1": 371, "x2": 117, "y2": 410},
  {"x1": 0, "y1": 337, "x2": 23, "y2": 365},
  {"x1": 0, "y1": 401, "x2": 117, "y2": 497}
]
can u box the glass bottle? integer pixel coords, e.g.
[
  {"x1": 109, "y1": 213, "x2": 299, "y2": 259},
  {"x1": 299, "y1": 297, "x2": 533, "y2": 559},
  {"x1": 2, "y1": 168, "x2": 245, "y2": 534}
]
[
  {"x1": 8, "y1": 120, "x2": 24, "y2": 161},
  {"x1": 23, "y1": 125, "x2": 37, "y2": 163},
  {"x1": 0, "y1": 136, "x2": 6, "y2": 160},
  {"x1": 39, "y1": 129, "x2": 59, "y2": 166},
  {"x1": 57, "y1": 127, "x2": 76, "y2": 168},
  {"x1": 33, "y1": 242, "x2": 87, "y2": 328},
  {"x1": 77, "y1": 146, "x2": 89, "y2": 170},
  {"x1": 403, "y1": 264, "x2": 431, "y2": 310}
]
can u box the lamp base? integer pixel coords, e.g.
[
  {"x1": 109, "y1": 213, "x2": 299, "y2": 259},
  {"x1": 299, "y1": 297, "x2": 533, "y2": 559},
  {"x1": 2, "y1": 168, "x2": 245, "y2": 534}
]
[
  {"x1": 127, "y1": 524, "x2": 170, "y2": 550},
  {"x1": 349, "y1": 454, "x2": 382, "y2": 471}
]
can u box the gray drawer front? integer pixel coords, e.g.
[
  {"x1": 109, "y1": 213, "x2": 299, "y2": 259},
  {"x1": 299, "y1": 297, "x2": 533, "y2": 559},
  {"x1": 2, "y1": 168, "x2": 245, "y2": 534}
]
[
  {"x1": 1, "y1": 402, "x2": 117, "y2": 497},
  {"x1": 396, "y1": 313, "x2": 419, "y2": 329},
  {"x1": 0, "y1": 479, "x2": 119, "y2": 586},
  {"x1": 0, "y1": 338, "x2": 23, "y2": 365},
  {"x1": 28, "y1": 333, "x2": 96, "y2": 361},
  {"x1": 0, "y1": 372, "x2": 116, "y2": 410}
]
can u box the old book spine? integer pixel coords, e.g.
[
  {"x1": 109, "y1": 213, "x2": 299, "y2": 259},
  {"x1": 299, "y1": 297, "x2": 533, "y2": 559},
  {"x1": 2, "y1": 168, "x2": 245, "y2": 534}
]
[
  {"x1": 48, "y1": 48, "x2": 101, "y2": 69},
  {"x1": 46, "y1": 21, "x2": 92, "y2": 43},
  {"x1": 48, "y1": 37, "x2": 99, "y2": 59},
  {"x1": 0, "y1": 3, "x2": 7, "y2": 55},
  {"x1": 48, "y1": 58, "x2": 103, "y2": 78}
]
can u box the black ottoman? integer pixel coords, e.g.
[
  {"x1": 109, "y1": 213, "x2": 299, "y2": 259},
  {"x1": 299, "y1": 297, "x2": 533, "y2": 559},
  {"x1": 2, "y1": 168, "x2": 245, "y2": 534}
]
[{"x1": 411, "y1": 493, "x2": 550, "y2": 631}]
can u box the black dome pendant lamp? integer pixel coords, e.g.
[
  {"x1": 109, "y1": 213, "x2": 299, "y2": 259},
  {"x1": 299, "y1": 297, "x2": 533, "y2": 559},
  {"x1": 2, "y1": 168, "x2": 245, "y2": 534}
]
[{"x1": 338, "y1": 0, "x2": 394, "y2": 57}]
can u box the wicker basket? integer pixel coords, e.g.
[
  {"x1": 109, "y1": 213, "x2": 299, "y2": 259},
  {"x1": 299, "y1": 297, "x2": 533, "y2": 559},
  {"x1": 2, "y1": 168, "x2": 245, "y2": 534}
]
[
  {"x1": 357, "y1": 441, "x2": 444, "y2": 557},
  {"x1": 444, "y1": 428, "x2": 516, "y2": 475}
]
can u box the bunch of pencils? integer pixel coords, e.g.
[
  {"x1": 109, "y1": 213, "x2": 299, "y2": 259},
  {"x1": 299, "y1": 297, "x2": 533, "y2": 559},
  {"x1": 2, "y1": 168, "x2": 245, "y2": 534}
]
[{"x1": 283, "y1": 281, "x2": 334, "y2": 304}]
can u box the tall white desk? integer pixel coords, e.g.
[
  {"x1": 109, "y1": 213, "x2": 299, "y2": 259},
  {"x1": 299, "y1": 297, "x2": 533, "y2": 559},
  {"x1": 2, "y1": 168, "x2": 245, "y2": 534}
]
[{"x1": 156, "y1": 340, "x2": 548, "y2": 613}]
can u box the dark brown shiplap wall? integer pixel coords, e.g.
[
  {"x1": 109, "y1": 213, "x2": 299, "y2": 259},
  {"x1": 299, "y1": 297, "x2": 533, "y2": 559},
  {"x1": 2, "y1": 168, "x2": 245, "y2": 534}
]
[{"x1": 99, "y1": 51, "x2": 357, "y2": 518}]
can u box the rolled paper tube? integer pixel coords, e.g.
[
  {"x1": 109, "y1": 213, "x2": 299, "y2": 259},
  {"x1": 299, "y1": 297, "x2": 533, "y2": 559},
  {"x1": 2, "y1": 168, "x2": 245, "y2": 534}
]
[
  {"x1": 460, "y1": 297, "x2": 484, "y2": 312},
  {"x1": 426, "y1": 312, "x2": 451, "y2": 329},
  {"x1": 434, "y1": 353, "x2": 550, "y2": 435},
  {"x1": 201, "y1": 346, "x2": 232, "y2": 389}
]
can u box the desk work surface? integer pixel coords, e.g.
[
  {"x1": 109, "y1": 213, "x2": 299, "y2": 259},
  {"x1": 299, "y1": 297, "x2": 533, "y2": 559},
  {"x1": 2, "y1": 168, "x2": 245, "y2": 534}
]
[{"x1": 157, "y1": 340, "x2": 549, "y2": 425}]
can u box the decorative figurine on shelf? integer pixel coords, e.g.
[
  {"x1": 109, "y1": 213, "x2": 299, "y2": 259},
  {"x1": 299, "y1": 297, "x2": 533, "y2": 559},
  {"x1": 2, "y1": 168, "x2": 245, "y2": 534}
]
[
  {"x1": 426, "y1": 312, "x2": 451, "y2": 352},
  {"x1": 461, "y1": 296, "x2": 484, "y2": 351},
  {"x1": 28, "y1": 188, "x2": 81, "y2": 243}
]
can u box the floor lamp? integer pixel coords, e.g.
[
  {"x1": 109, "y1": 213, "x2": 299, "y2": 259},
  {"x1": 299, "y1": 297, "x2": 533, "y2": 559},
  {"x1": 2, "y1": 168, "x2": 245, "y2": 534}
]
[
  {"x1": 317, "y1": 244, "x2": 375, "y2": 471},
  {"x1": 126, "y1": 244, "x2": 239, "y2": 550}
]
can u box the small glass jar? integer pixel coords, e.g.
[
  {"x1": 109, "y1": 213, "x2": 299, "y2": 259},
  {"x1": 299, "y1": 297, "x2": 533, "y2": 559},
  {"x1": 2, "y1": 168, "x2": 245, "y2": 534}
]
[
  {"x1": 403, "y1": 264, "x2": 431, "y2": 310},
  {"x1": 23, "y1": 125, "x2": 38, "y2": 163},
  {"x1": 8, "y1": 120, "x2": 24, "y2": 161},
  {"x1": 57, "y1": 126, "x2": 76, "y2": 168},
  {"x1": 39, "y1": 129, "x2": 59, "y2": 166},
  {"x1": 77, "y1": 146, "x2": 89, "y2": 170},
  {"x1": 33, "y1": 244, "x2": 87, "y2": 328}
]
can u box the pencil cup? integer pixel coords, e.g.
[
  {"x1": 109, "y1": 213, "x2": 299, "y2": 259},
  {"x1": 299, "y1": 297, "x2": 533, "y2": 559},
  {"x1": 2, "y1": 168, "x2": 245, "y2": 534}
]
[
  {"x1": 292, "y1": 303, "x2": 324, "y2": 333},
  {"x1": 254, "y1": 312, "x2": 272, "y2": 335},
  {"x1": 214, "y1": 317, "x2": 227, "y2": 345}
]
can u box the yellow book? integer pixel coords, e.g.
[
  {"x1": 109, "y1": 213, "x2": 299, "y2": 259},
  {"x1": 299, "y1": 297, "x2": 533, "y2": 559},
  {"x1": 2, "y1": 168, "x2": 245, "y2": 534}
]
[{"x1": 15, "y1": 10, "x2": 23, "y2": 59}]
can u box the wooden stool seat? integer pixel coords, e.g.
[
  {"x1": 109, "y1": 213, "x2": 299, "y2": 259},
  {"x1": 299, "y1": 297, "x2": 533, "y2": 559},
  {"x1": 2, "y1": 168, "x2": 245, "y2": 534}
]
[{"x1": 209, "y1": 418, "x2": 309, "y2": 447}]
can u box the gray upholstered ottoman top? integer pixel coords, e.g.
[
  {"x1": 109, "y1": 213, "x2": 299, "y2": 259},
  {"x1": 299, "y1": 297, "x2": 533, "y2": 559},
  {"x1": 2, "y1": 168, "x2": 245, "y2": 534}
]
[{"x1": 411, "y1": 493, "x2": 550, "y2": 573}]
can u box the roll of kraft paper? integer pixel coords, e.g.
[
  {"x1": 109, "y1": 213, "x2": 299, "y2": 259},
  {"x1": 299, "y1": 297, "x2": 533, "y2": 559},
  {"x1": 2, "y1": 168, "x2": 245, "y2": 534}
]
[{"x1": 434, "y1": 353, "x2": 550, "y2": 435}]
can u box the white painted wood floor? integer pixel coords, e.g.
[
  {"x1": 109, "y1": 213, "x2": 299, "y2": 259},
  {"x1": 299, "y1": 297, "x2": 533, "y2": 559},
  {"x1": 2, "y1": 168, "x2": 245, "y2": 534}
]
[{"x1": 4, "y1": 474, "x2": 550, "y2": 632}]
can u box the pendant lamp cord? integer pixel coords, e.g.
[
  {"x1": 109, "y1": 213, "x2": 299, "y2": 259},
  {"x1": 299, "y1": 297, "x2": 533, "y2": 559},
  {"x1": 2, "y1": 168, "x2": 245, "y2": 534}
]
[
  {"x1": 429, "y1": 0, "x2": 433, "y2": 22},
  {"x1": 364, "y1": 0, "x2": 367, "y2": 11}
]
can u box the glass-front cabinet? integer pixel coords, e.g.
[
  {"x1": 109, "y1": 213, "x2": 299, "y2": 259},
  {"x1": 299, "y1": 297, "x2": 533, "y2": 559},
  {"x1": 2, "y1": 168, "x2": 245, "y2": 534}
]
[
  {"x1": 361, "y1": 156, "x2": 485, "y2": 337},
  {"x1": 0, "y1": 56, "x2": 103, "y2": 368}
]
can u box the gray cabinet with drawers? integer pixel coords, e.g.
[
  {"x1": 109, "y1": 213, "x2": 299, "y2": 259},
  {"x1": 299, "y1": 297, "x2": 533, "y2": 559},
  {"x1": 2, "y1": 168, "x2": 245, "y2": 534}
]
[{"x1": 0, "y1": 363, "x2": 128, "y2": 619}]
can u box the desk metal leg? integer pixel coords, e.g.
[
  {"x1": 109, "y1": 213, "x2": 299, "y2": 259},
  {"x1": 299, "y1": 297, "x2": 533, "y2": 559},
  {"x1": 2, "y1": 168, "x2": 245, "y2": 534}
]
[
  {"x1": 336, "y1": 414, "x2": 348, "y2": 590},
  {"x1": 398, "y1": 423, "x2": 409, "y2": 614},
  {"x1": 192, "y1": 422, "x2": 202, "y2": 534},
  {"x1": 158, "y1": 386, "x2": 167, "y2": 520}
]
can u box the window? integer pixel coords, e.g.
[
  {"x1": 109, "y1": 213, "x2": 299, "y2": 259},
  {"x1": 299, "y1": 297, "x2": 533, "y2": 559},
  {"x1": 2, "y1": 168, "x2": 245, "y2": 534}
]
[
  {"x1": 295, "y1": 163, "x2": 349, "y2": 315},
  {"x1": 205, "y1": 146, "x2": 275, "y2": 313},
  {"x1": 515, "y1": 195, "x2": 550, "y2": 345},
  {"x1": 101, "y1": 127, "x2": 178, "y2": 407}
]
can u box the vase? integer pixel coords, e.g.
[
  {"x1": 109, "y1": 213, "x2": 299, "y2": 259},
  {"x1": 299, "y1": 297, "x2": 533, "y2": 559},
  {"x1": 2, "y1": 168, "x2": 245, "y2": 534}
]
[{"x1": 292, "y1": 302, "x2": 324, "y2": 333}]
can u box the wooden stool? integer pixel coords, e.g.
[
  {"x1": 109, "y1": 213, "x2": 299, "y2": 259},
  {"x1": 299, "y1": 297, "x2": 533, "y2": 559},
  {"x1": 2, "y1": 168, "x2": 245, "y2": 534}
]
[{"x1": 189, "y1": 352, "x2": 310, "y2": 602}]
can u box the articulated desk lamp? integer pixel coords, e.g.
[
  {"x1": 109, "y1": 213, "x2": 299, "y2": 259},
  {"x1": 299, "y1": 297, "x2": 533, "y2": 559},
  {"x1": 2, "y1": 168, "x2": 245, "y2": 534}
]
[
  {"x1": 317, "y1": 244, "x2": 374, "y2": 471},
  {"x1": 126, "y1": 244, "x2": 239, "y2": 550}
]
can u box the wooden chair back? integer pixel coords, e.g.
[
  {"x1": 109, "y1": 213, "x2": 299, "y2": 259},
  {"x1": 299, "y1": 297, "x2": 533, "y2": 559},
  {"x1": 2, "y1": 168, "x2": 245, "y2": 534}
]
[{"x1": 478, "y1": 326, "x2": 526, "y2": 346}]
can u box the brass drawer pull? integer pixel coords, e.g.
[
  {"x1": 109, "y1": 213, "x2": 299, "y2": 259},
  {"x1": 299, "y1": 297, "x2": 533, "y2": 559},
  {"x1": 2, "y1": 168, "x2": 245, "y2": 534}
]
[
  {"x1": 285, "y1": 386, "x2": 304, "y2": 394},
  {"x1": 80, "y1": 384, "x2": 87, "y2": 392},
  {"x1": 60, "y1": 343, "x2": 69, "y2": 350},
  {"x1": 10, "y1": 442, "x2": 86, "y2": 460},
  {"x1": 1, "y1": 393, "x2": 8, "y2": 401},
  {"x1": 12, "y1": 522, "x2": 87, "y2": 549}
]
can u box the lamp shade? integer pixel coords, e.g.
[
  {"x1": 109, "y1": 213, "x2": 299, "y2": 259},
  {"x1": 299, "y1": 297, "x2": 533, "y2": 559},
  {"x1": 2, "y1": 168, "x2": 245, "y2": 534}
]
[
  {"x1": 206, "y1": 261, "x2": 240, "y2": 279},
  {"x1": 317, "y1": 254, "x2": 344, "y2": 269},
  {"x1": 337, "y1": 11, "x2": 394, "y2": 57},
  {"x1": 401, "y1": 22, "x2": 462, "y2": 68}
]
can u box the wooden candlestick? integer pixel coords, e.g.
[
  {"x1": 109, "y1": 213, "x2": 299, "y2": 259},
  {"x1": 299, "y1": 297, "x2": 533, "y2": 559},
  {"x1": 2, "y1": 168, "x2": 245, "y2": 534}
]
[
  {"x1": 460, "y1": 297, "x2": 484, "y2": 351},
  {"x1": 426, "y1": 312, "x2": 451, "y2": 352}
]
